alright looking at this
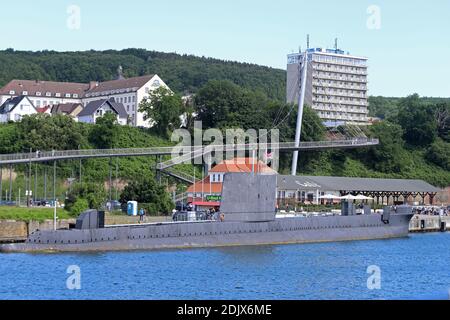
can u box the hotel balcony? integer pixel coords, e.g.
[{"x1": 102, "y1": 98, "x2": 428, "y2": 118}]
[
  {"x1": 312, "y1": 80, "x2": 367, "y2": 91},
  {"x1": 313, "y1": 64, "x2": 368, "y2": 76},
  {"x1": 311, "y1": 57, "x2": 368, "y2": 68},
  {"x1": 313, "y1": 97, "x2": 368, "y2": 107},
  {"x1": 312, "y1": 89, "x2": 367, "y2": 99},
  {"x1": 312, "y1": 73, "x2": 367, "y2": 84}
]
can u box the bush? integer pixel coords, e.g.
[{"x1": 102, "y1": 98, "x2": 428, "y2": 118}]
[
  {"x1": 69, "y1": 198, "x2": 89, "y2": 216},
  {"x1": 65, "y1": 182, "x2": 107, "y2": 211},
  {"x1": 120, "y1": 177, "x2": 174, "y2": 215},
  {"x1": 426, "y1": 139, "x2": 450, "y2": 170}
]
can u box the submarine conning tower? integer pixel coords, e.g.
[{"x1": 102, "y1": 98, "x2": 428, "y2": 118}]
[{"x1": 220, "y1": 173, "x2": 277, "y2": 222}]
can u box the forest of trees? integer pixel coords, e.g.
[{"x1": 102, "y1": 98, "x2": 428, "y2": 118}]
[{"x1": 0, "y1": 49, "x2": 286, "y2": 101}]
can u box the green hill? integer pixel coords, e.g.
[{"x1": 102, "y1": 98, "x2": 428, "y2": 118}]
[{"x1": 0, "y1": 48, "x2": 286, "y2": 101}]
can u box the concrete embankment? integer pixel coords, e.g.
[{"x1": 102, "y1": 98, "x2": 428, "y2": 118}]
[
  {"x1": 0, "y1": 219, "x2": 75, "y2": 243},
  {"x1": 409, "y1": 215, "x2": 450, "y2": 232}
]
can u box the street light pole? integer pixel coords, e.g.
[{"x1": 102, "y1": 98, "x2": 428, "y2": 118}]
[
  {"x1": 53, "y1": 160, "x2": 57, "y2": 231},
  {"x1": 27, "y1": 148, "x2": 32, "y2": 207}
]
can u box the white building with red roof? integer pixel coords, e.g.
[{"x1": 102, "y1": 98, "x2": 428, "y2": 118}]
[
  {"x1": 0, "y1": 68, "x2": 170, "y2": 127},
  {"x1": 186, "y1": 157, "x2": 277, "y2": 203}
]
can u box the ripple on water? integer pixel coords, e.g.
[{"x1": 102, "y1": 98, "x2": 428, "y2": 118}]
[{"x1": 0, "y1": 232, "x2": 449, "y2": 300}]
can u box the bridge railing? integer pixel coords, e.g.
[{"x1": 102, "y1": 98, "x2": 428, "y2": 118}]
[
  {"x1": 0, "y1": 138, "x2": 379, "y2": 165},
  {"x1": 156, "y1": 138, "x2": 379, "y2": 170},
  {"x1": 0, "y1": 146, "x2": 176, "y2": 163}
]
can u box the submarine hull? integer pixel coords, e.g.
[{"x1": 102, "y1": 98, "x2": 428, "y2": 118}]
[{"x1": 0, "y1": 213, "x2": 413, "y2": 253}]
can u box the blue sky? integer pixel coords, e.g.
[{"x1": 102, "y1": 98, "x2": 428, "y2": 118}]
[{"x1": 1, "y1": 0, "x2": 449, "y2": 97}]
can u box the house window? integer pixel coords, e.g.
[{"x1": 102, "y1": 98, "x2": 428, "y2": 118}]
[
  {"x1": 55, "y1": 93, "x2": 61, "y2": 97},
  {"x1": 73, "y1": 94, "x2": 78, "y2": 98},
  {"x1": 9, "y1": 90, "x2": 15, "y2": 95},
  {"x1": 36, "y1": 92, "x2": 42, "y2": 96},
  {"x1": 46, "y1": 92, "x2": 51, "y2": 97},
  {"x1": 152, "y1": 80, "x2": 160, "y2": 87},
  {"x1": 23, "y1": 91, "x2": 28, "y2": 95},
  {"x1": 65, "y1": 93, "x2": 71, "y2": 98}
]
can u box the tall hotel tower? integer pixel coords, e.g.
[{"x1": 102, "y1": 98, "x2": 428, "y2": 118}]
[{"x1": 287, "y1": 46, "x2": 369, "y2": 125}]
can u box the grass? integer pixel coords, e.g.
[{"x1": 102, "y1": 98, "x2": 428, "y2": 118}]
[{"x1": 0, "y1": 206, "x2": 74, "y2": 222}]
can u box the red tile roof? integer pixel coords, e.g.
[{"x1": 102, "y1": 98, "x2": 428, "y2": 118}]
[
  {"x1": 186, "y1": 182, "x2": 222, "y2": 194},
  {"x1": 85, "y1": 75, "x2": 155, "y2": 95},
  {"x1": 0, "y1": 80, "x2": 89, "y2": 97},
  {"x1": 36, "y1": 106, "x2": 51, "y2": 113},
  {"x1": 209, "y1": 157, "x2": 276, "y2": 174}
]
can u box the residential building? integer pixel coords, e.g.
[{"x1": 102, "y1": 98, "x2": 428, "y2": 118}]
[
  {"x1": 82, "y1": 74, "x2": 169, "y2": 127},
  {"x1": 0, "y1": 80, "x2": 88, "y2": 108},
  {"x1": 77, "y1": 99, "x2": 128, "y2": 125},
  {"x1": 287, "y1": 47, "x2": 369, "y2": 125},
  {"x1": 50, "y1": 103, "x2": 84, "y2": 119},
  {"x1": 0, "y1": 69, "x2": 170, "y2": 127},
  {"x1": 0, "y1": 95, "x2": 37, "y2": 122}
]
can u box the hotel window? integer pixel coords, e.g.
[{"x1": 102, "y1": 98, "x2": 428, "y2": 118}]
[
  {"x1": 73, "y1": 94, "x2": 78, "y2": 98},
  {"x1": 127, "y1": 106, "x2": 130, "y2": 112},
  {"x1": 23, "y1": 91, "x2": 28, "y2": 95},
  {"x1": 9, "y1": 90, "x2": 15, "y2": 95},
  {"x1": 56, "y1": 93, "x2": 61, "y2": 97},
  {"x1": 46, "y1": 92, "x2": 51, "y2": 97},
  {"x1": 65, "y1": 94, "x2": 71, "y2": 98}
]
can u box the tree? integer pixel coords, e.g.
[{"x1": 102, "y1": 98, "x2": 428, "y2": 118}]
[
  {"x1": 194, "y1": 80, "x2": 274, "y2": 131},
  {"x1": 434, "y1": 103, "x2": 450, "y2": 142},
  {"x1": 119, "y1": 177, "x2": 174, "y2": 215},
  {"x1": 65, "y1": 182, "x2": 107, "y2": 212},
  {"x1": 365, "y1": 121, "x2": 409, "y2": 173},
  {"x1": 396, "y1": 94, "x2": 438, "y2": 147},
  {"x1": 18, "y1": 114, "x2": 86, "y2": 151},
  {"x1": 138, "y1": 86, "x2": 183, "y2": 138},
  {"x1": 426, "y1": 139, "x2": 450, "y2": 170},
  {"x1": 89, "y1": 112, "x2": 119, "y2": 149}
]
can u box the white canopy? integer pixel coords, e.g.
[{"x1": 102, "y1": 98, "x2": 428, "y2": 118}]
[
  {"x1": 339, "y1": 194, "x2": 358, "y2": 200},
  {"x1": 318, "y1": 194, "x2": 341, "y2": 200},
  {"x1": 340, "y1": 194, "x2": 374, "y2": 200},
  {"x1": 354, "y1": 195, "x2": 374, "y2": 200}
]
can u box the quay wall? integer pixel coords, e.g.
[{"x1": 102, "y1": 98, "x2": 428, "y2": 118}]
[
  {"x1": 0, "y1": 219, "x2": 75, "y2": 242},
  {"x1": 409, "y1": 215, "x2": 450, "y2": 232}
]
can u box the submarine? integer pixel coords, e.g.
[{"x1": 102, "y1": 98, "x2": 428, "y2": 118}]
[{"x1": 0, "y1": 173, "x2": 414, "y2": 253}]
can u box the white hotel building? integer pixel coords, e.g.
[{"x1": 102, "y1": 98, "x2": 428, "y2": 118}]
[
  {"x1": 287, "y1": 47, "x2": 369, "y2": 125},
  {"x1": 0, "y1": 71, "x2": 169, "y2": 127}
]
